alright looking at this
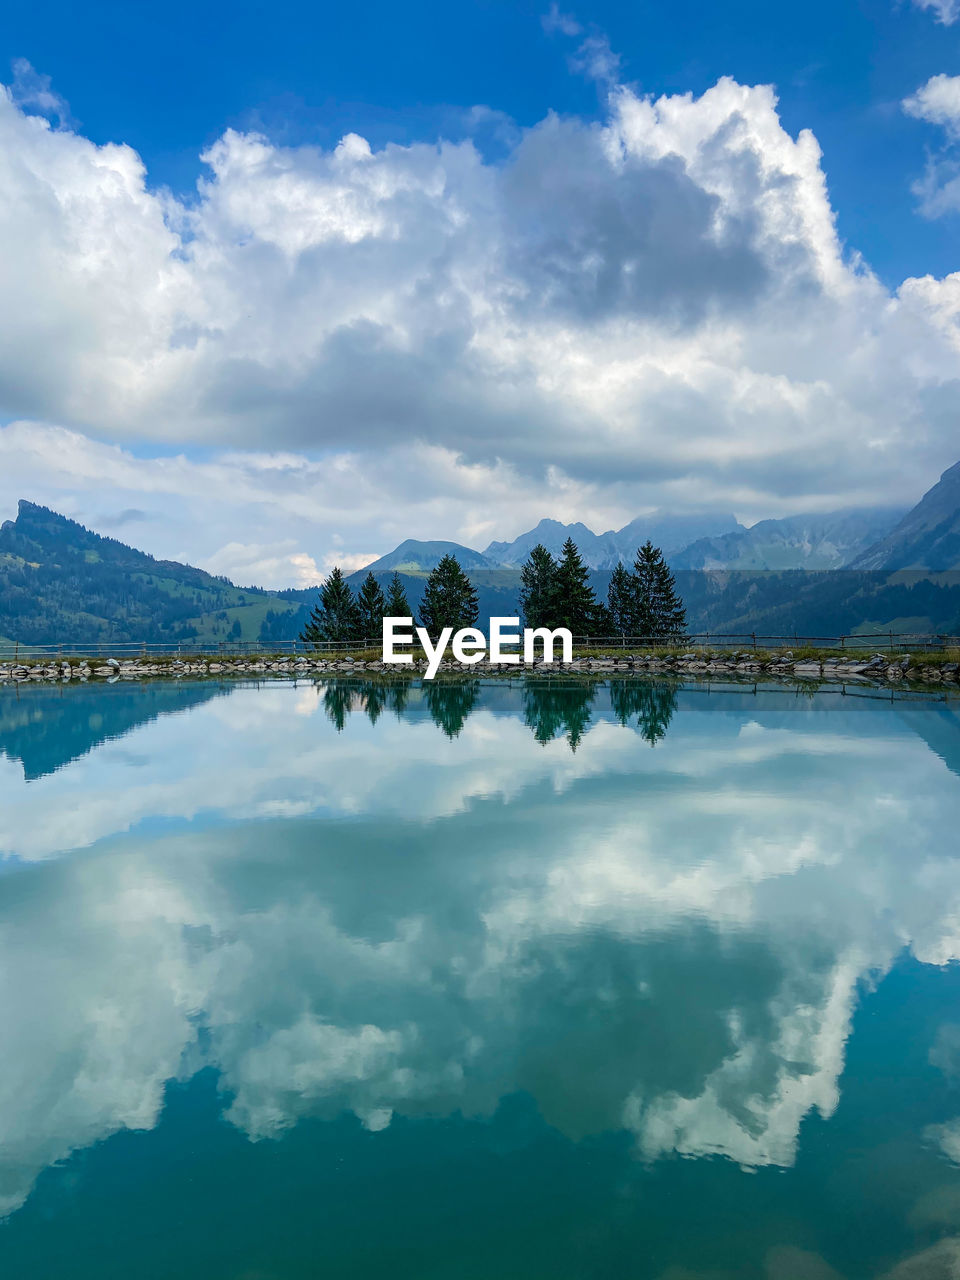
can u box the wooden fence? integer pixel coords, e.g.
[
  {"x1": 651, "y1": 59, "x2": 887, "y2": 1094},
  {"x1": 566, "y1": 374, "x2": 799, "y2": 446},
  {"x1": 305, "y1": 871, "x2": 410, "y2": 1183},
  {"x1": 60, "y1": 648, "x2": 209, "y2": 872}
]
[{"x1": 2, "y1": 631, "x2": 959, "y2": 664}]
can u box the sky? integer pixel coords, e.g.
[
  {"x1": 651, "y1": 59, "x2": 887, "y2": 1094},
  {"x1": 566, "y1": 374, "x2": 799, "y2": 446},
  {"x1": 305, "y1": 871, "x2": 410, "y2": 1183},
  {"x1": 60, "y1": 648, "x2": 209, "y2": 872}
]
[{"x1": 1, "y1": 0, "x2": 959, "y2": 586}]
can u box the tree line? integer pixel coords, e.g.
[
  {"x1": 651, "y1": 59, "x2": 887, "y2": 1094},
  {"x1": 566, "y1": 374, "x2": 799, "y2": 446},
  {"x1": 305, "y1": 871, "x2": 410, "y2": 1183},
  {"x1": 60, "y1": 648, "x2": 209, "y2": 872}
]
[
  {"x1": 318, "y1": 673, "x2": 679, "y2": 748},
  {"x1": 299, "y1": 537, "x2": 686, "y2": 646},
  {"x1": 298, "y1": 555, "x2": 481, "y2": 645},
  {"x1": 519, "y1": 536, "x2": 686, "y2": 638}
]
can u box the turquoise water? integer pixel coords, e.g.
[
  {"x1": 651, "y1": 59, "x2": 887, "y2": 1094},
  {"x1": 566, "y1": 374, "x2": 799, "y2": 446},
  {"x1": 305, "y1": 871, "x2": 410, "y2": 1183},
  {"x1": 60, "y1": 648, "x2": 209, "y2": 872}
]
[{"x1": 1, "y1": 676, "x2": 960, "y2": 1279}]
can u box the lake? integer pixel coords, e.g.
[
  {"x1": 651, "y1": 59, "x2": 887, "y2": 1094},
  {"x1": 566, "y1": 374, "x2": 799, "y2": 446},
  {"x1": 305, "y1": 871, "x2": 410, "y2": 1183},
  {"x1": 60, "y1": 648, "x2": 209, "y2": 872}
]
[{"x1": 1, "y1": 675, "x2": 960, "y2": 1279}]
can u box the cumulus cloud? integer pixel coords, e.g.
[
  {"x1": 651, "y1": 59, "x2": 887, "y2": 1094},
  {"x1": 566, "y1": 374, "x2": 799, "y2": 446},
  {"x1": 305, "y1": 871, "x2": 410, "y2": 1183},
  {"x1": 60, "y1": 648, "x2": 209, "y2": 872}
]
[{"x1": 1, "y1": 64, "x2": 960, "y2": 569}]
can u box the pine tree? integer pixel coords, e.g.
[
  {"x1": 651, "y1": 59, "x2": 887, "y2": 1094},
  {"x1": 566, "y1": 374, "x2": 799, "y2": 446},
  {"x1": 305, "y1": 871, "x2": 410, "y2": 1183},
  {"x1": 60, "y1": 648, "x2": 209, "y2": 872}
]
[
  {"x1": 298, "y1": 566, "x2": 361, "y2": 646},
  {"x1": 607, "y1": 562, "x2": 636, "y2": 635},
  {"x1": 356, "y1": 571, "x2": 386, "y2": 638},
  {"x1": 554, "y1": 538, "x2": 600, "y2": 636},
  {"x1": 384, "y1": 571, "x2": 412, "y2": 619},
  {"x1": 518, "y1": 544, "x2": 559, "y2": 629},
  {"x1": 632, "y1": 541, "x2": 687, "y2": 639},
  {"x1": 592, "y1": 601, "x2": 613, "y2": 637},
  {"x1": 418, "y1": 554, "x2": 480, "y2": 639}
]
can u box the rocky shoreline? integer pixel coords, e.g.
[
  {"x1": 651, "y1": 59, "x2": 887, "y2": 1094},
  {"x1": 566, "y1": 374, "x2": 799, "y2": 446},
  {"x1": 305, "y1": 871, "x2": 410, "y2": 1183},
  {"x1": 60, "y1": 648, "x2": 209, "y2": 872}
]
[{"x1": 1, "y1": 650, "x2": 959, "y2": 688}]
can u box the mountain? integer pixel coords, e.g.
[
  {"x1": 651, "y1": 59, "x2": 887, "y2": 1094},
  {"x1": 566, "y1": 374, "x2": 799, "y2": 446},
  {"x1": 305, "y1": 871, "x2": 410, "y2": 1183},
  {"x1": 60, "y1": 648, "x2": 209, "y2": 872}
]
[
  {"x1": 358, "y1": 539, "x2": 494, "y2": 574},
  {"x1": 672, "y1": 508, "x2": 905, "y2": 571},
  {"x1": 483, "y1": 519, "x2": 617, "y2": 568},
  {"x1": 482, "y1": 513, "x2": 743, "y2": 569},
  {"x1": 4, "y1": 471, "x2": 960, "y2": 650},
  {"x1": 849, "y1": 461, "x2": 960, "y2": 571},
  {"x1": 483, "y1": 519, "x2": 604, "y2": 565},
  {"x1": 0, "y1": 501, "x2": 303, "y2": 646},
  {"x1": 673, "y1": 568, "x2": 960, "y2": 638},
  {"x1": 607, "y1": 513, "x2": 744, "y2": 563}
]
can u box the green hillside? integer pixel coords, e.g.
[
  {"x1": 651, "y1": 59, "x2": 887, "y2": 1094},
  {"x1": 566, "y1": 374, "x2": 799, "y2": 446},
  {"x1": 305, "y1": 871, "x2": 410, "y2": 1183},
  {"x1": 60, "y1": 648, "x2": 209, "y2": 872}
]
[{"x1": 0, "y1": 501, "x2": 304, "y2": 646}]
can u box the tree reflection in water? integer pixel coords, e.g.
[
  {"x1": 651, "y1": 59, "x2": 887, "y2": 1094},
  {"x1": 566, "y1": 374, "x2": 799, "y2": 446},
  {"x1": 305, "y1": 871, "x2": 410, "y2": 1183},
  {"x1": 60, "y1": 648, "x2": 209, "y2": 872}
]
[
  {"x1": 318, "y1": 676, "x2": 677, "y2": 750},
  {"x1": 522, "y1": 680, "x2": 596, "y2": 751},
  {"x1": 609, "y1": 679, "x2": 678, "y2": 746}
]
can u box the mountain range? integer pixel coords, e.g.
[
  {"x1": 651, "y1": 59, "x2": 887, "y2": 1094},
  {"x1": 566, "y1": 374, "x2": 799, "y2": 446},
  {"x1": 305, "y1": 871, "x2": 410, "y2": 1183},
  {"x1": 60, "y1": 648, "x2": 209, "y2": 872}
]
[
  {"x1": 361, "y1": 506, "x2": 908, "y2": 575},
  {"x1": 482, "y1": 513, "x2": 745, "y2": 569},
  {"x1": 2, "y1": 457, "x2": 960, "y2": 646}
]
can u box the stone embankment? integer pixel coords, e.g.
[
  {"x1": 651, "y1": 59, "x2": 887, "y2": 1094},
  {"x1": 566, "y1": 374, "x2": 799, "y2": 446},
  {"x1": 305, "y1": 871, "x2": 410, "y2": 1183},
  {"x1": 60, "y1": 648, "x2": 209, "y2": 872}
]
[{"x1": 1, "y1": 650, "x2": 958, "y2": 686}]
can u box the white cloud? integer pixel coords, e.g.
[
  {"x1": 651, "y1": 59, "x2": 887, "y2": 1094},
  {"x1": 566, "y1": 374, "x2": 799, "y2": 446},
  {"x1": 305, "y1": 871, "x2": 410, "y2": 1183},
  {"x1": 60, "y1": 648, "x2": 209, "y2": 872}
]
[
  {"x1": 569, "y1": 33, "x2": 621, "y2": 85},
  {"x1": 318, "y1": 549, "x2": 379, "y2": 575},
  {"x1": 0, "y1": 421, "x2": 653, "y2": 585},
  {"x1": 903, "y1": 74, "x2": 960, "y2": 136},
  {"x1": 1, "y1": 684, "x2": 960, "y2": 1213},
  {"x1": 903, "y1": 75, "x2": 960, "y2": 216},
  {"x1": 0, "y1": 67, "x2": 959, "y2": 569},
  {"x1": 200, "y1": 540, "x2": 322, "y2": 588},
  {"x1": 8, "y1": 58, "x2": 71, "y2": 125},
  {"x1": 541, "y1": 4, "x2": 582, "y2": 37},
  {"x1": 911, "y1": 0, "x2": 960, "y2": 24}
]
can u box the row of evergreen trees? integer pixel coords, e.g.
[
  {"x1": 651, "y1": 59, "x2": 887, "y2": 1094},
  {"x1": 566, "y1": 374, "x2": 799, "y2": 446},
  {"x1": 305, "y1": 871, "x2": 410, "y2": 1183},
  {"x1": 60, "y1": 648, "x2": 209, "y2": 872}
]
[
  {"x1": 519, "y1": 537, "x2": 686, "y2": 637},
  {"x1": 299, "y1": 539, "x2": 685, "y2": 646},
  {"x1": 319, "y1": 674, "x2": 678, "y2": 748},
  {"x1": 299, "y1": 568, "x2": 409, "y2": 646},
  {"x1": 299, "y1": 554, "x2": 480, "y2": 645}
]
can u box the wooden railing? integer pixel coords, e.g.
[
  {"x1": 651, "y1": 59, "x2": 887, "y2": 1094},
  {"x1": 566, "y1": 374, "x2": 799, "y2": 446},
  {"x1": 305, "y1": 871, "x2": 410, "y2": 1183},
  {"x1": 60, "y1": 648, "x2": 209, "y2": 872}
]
[{"x1": 2, "y1": 631, "x2": 959, "y2": 664}]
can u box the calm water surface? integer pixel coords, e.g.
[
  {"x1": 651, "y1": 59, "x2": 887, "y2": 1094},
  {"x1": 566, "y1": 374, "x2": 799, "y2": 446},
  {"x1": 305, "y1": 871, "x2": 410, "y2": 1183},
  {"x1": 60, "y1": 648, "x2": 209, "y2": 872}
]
[{"x1": 1, "y1": 676, "x2": 960, "y2": 1279}]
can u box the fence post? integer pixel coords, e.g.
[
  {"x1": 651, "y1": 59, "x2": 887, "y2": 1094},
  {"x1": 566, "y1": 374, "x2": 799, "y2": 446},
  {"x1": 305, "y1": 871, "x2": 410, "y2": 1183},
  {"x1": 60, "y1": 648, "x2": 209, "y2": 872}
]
[{"x1": 840, "y1": 635, "x2": 845, "y2": 650}]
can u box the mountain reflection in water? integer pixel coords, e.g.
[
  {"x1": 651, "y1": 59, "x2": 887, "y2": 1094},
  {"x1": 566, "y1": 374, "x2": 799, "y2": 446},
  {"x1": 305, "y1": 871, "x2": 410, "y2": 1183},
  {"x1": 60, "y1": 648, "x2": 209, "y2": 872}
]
[{"x1": 0, "y1": 677, "x2": 959, "y2": 1279}]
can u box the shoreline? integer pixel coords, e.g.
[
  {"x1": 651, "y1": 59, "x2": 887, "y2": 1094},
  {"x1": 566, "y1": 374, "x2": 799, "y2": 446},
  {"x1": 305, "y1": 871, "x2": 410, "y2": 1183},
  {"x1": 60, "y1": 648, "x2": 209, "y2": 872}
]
[{"x1": 2, "y1": 650, "x2": 959, "y2": 694}]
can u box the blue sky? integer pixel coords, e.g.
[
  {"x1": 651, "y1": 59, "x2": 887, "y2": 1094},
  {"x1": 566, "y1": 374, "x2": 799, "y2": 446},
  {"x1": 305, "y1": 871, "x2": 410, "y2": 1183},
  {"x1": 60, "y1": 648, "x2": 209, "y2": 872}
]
[
  {"x1": 1, "y1": 0, "x2": 959, "y2": 583},
  {"x1": 4, "y1": 0, "x2": 957, "y2": 284}
]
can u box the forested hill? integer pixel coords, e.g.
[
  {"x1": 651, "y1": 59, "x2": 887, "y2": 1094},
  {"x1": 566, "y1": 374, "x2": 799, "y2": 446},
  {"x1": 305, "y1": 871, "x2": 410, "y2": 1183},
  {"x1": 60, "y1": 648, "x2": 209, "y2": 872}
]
[{"x1": 0, "y1": 501, "x2": 306, "y2": 646}]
